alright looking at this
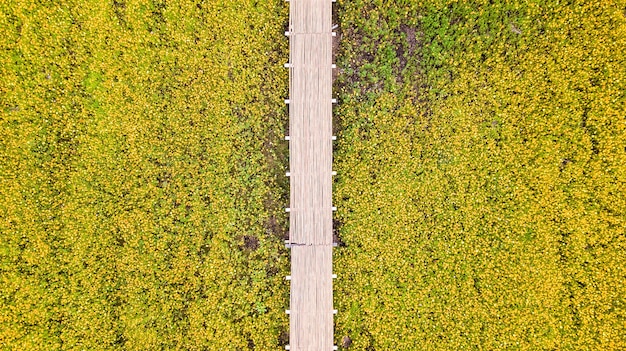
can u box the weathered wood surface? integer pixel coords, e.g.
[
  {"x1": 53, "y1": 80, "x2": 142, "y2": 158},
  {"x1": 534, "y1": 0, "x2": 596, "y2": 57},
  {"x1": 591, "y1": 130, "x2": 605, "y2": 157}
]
[{"x1": 287, "y1": 0, "x2": 334, "y2": 349}]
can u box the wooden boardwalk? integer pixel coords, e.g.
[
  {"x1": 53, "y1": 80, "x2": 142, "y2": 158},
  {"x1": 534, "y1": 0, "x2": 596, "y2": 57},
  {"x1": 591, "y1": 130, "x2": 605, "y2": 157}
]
[{"x1": 286, "y1": 0, "x2": 335, "y2": 350}]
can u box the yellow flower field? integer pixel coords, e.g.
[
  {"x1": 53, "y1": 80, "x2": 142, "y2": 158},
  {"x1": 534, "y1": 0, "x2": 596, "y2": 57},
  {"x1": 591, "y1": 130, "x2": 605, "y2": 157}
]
[
  {"x1": 333, "y1": 0, "x2": 625, "y2": 349},
  {"x1": 1, "y1": 0, "x2": 624, "y2": 350},
  {"x1": 1, "y1": 1, "x2": 290, "y2": 349}
]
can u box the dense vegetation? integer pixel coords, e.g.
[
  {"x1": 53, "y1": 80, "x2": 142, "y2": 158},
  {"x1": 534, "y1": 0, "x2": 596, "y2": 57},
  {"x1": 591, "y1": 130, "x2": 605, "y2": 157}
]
[
  {"x1": 0, "y1": 1, "x2": 290, "y2": 349},
  {"x1": 333, "y1": 0, "x2": 626, "y2": 349},
  {"x1": 2, "y1": 0, "x2": 625, "y2": 350}
]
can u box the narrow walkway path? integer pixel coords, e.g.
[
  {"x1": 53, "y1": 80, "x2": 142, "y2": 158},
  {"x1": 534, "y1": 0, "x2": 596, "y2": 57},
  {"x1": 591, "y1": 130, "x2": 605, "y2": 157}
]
[{"x1": 285, "y1": 0, "x2": 335, "y2": 350}]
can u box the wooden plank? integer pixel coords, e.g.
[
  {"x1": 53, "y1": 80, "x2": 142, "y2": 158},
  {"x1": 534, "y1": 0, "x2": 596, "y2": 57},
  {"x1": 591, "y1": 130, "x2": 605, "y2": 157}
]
[
  {"x1": 289, "y1": 246, "x2": 333, "y2": 350},
  {"x1": 287, "y1": 0, "x2": 334, "y2": 349}
]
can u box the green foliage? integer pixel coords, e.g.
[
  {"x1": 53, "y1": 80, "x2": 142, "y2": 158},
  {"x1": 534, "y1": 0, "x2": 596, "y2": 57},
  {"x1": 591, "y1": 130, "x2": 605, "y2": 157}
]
[
  {"x1": 334, "y1": 0, "x2": 626, "y2": 349},
  {"x1": 0, "y1": 0, "x2": 289, "y2": 349}
]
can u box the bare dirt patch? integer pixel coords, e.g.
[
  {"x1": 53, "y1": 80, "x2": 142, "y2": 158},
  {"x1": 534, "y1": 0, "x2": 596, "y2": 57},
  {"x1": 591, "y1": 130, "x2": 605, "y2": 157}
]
[{"x1": 243, "y1": 235, "x2": 260, "y2": 251}]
